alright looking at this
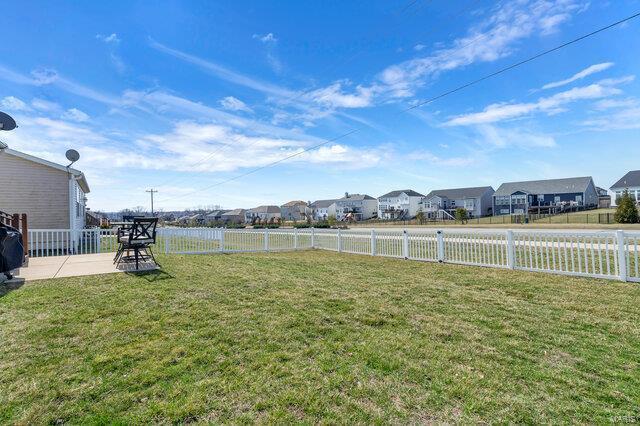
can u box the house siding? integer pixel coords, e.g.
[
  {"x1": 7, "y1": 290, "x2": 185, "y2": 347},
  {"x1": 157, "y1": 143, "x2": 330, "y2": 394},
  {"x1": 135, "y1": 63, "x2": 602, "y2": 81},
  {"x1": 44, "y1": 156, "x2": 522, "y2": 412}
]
[{"x1": 0, "y1": 152, "x2": 71, "y2": 229}]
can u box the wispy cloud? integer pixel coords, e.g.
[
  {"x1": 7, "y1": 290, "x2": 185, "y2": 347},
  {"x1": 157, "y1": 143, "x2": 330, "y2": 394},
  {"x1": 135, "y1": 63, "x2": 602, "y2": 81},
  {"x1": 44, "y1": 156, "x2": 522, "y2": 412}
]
[
  {"x1": 96, "y1": 33, "x2": 120, "y2": 44},
  {"x1": 541, "y1": 62, "x2": 614, "y2": 90},
  {"x1": 445, "y1": 77, "x2": 631, "y2": 126},
  {"x1": 306, "y1": 81, "x2": 374, "y2": 108},
  {"x1": 407, "y1": 150, "x2": 477, "y2": 166},
  {"x1": 476, "y1": 125, "x2": 557, "y2": 149},
  {"x1": 219, "y1": 96, "x2": 253, "y2": 113},
  {"x1": 1, "y1": 96, "x2": 30, "y2": 111},
  {"x1": 374, "y1": 0, "x2": 588, "y2": 100},
  {"x1": 253, "y1": 33, "x2": 278, "y2": 43},
  {"x1": 148, "y1": 38, "x2": 295, "y2": 98},
  {"x1": 62, "y1": 108, "x2": 90, "y2": 122}
]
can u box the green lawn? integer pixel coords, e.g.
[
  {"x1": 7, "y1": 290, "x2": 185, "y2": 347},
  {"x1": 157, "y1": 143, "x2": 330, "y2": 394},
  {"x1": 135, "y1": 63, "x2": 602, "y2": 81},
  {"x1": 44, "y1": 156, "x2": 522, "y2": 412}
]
[{"x1": 1, "y1": 251, "x2": 639, "y2": 423}]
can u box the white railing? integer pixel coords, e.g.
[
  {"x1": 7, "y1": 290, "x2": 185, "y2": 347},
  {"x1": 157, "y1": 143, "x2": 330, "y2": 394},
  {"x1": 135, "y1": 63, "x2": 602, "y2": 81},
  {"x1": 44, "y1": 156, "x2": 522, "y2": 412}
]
[{"x1": 27, "y1": 227, "x2": 640, "y2": 283}]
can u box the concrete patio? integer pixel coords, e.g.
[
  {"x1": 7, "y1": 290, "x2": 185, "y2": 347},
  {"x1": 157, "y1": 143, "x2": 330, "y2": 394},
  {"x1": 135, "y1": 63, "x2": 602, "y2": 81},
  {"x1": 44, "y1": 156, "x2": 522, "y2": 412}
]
[{"x1": 12, "y1": 252, "x2": 158, "y2": 282}]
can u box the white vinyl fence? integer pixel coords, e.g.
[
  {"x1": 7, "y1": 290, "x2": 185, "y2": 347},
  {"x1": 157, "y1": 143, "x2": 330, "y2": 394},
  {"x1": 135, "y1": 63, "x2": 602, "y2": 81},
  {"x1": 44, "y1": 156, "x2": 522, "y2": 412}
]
[{"x1": 27, "y1": 227, "x2": 640, "y2": 283}]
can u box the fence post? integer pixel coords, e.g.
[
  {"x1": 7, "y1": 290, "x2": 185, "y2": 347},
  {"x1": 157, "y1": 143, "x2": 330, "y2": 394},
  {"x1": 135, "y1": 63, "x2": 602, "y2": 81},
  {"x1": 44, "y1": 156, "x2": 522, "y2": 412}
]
[
  {"x1": 616, "y1": 230, "x2": 627, "y2": 282},
  {"x1": 311, "y1": 227, "x2": 315, "y2": 249},
  {"x1": 506, "y1": 230, "x2": 515, "y2": 269},
  {"x1": 95, "y1": 229, "x2": 101, "y2": 253},
  {"x1": 402, "y1": 229, "x2": 409, "y2": 259},
  {"x1": 371, "y1": 230, "x2": 376, "y2": 256},
  {"x1": 264, "y1": 228, "x2": 269, "y2": 252},
  {"x1": 337, "y1": 228, "x2": 342, "y2": 252},
  {"x1": 436, "y1": 230, "x2": 445, "y2": 262},
  {"x1": 294, "y1": 228, "x2": 298, "y2": 250},
  {"x1": 164, "y1": 229, "x2": 170, "y2": 254}
]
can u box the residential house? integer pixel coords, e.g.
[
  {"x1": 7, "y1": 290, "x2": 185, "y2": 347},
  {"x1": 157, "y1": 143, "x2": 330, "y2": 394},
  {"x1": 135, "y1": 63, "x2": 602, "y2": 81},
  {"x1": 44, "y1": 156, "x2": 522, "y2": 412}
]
[
  {"x1": 420, "y1": 186, "x2": 494, "y2": 219},
  {"x1": 493, "y1": 177, "x2": 598, "y2": 216},
  {"x1": 309, "y1": 199, "x2": 337, "y2": 221},
  {"x1": 377, "y1": 189, "x2": 425, "y2": 220},
  {"x1": 205, "y1": 210, "x2": 229, "y2": 224},
  {"x1": 220, "y1": 209, "x2": 245, "y2": 224},
  {"x1": 86, "y1": 210, "x2": 109, "y2": 228},
  {"x1": 280, "y1": 200, "x2": 310, "y2": 222},
  {"x1": 334, "y1": 193, "x2": 378, "y2": 221},
  {"x1": 0, "y1": 148, "x2": 90, "y2": 229},
  {"x1": 610, "y1": 170, "x2": 640, "y2": 205},
  {"x1": 245, "y1": 205, "x2": 281, "y2": 224},
  {"x1": 596, "y1": 187, "x2": 611, "y2": 209}
]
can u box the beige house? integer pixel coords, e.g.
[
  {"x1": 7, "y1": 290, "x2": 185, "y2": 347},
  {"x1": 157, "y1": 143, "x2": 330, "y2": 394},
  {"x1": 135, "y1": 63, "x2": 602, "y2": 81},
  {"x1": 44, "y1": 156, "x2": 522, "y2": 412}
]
[{"x1": 0, "y1": 148, "x2": 90, "y2": 229}]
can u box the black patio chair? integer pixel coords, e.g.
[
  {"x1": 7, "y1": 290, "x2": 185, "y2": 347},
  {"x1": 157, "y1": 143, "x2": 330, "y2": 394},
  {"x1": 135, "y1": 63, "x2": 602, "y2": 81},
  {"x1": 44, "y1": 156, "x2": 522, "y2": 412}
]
[{"x1": 114, "y1": 217, "x2": 159, "y2": 270}]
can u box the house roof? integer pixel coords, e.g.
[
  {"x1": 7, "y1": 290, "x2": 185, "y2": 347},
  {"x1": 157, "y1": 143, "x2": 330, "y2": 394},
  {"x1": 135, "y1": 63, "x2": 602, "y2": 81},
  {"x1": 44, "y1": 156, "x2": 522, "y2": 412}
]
[
  {"x1": 494, "y1": 177, "x2": 592, "y2": 197},
  {"x1": 3, "y1": 148, "x2": 90, "y2": 193},
  {"x1": 309, "y1": 199, "x2": 336, "y2": 208},
  {"x1": 221, "y1": 208, "x2": 245, "y2": 216},
  {"x1": 206, "y1": 210, "x2": 228, "y2": 218},
  {"x1": 248, "y1": 205, "x2": 280, "y2": 213},
  {"x1": 281, "y1": 200, "x2": 307, "y2": 207},
  {"x1": 610, "y1": 170, "x2": 640, "y2": 190},
  {"x1": 337, "y1": 193, "x2": 376, "y2": 201},
  {"x1": 378, "y1": 189, "x2": 425, "y2": 199},
  {"x1": 424, "y1": 186, "x2": 494, "y2": 200}
]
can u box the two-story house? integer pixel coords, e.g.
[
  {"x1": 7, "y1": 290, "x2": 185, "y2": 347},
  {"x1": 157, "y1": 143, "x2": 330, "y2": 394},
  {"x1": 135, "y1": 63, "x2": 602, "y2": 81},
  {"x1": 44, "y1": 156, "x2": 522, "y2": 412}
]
[
  {"x1": 280, "y1": 200, "x2": 311, "y2": 221},
  {"x1": 334, "y1": 193, "x2": 378, "y2": 222},
  {"x1": 377, "y1": 189, "x2": 425, "y2": 220},
  {"x1": 244, "y1": 205, "x2": 281, "y2": 223},
  {"x1": 610, "y1": 170, "x2": 640, "y2": 205},
  {"x1": 420, "y1": 186, "x2": 494, "y2": 219},
  {"x1": 493, "y1": 176, "x2": 598, "y2": 215},
  {"x1": 309, "y1": 199, "x2": 337, "y2": 221}
]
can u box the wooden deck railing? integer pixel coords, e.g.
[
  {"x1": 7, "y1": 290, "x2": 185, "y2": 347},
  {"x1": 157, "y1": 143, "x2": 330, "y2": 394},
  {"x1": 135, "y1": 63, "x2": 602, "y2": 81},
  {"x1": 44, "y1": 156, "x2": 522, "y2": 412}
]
[{"x1": 0, "y1": 211, "x2": 28, "y2": 256}]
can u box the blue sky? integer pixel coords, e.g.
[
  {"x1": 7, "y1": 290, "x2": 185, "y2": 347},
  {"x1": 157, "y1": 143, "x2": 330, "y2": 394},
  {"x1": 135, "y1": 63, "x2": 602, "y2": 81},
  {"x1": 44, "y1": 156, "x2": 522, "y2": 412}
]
[{"x1": 1, "y1": 0, "x2": 639, "y2": 212}]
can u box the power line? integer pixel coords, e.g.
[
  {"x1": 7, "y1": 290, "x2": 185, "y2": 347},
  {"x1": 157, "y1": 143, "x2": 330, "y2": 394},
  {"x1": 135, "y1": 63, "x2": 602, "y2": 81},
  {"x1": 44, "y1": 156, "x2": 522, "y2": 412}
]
[{"x1": 158, "y1": 10, "x2": 640, "y2": 204}]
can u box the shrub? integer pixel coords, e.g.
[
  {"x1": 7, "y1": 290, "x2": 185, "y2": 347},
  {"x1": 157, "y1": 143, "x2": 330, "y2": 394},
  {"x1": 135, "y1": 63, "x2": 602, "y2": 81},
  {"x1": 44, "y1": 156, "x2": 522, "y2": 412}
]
[
  {"x1": 327, "y1": 215, "x2": 337, "y2": 227},
  {"x1": 415, "y1": 210, "x2": 425, "y2": 224},
  {"x1": 455, "y1": 208, "x2": 468, "y2": 224},
  {"x1": 614, "y1": 189, "x2": 639, "y2": 223}
]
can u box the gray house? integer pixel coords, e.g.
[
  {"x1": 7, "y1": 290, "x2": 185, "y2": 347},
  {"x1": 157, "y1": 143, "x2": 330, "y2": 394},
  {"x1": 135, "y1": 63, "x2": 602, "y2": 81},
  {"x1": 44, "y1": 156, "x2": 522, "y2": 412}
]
[
  {"x1": 309, "y1": 199, "x2": 337, "y2": 221},
  {"x1": 493, "y1": 176, "x2": 598, "y2": 215},
  {"x1": 280, "y1": 200, "x2": 310, "y2": 221},
  {"x1": 419, "y1": 186, "x2": 494, "y2": 219},
  {"x1": 245, "y1": 205, "x2": 281, "y2": 223},
  {"x1": 377, "y1": 189, "x2": 425, "y2": 220},
  {"x1": 334, "y1": 193, "x2": 378, "y2": 221},
  {"x1": 220, "y1": 209, "x2": 245, "y2": 224},
  {"x1": 610, "y1": 170, "x2": 640, "y2": 205}
]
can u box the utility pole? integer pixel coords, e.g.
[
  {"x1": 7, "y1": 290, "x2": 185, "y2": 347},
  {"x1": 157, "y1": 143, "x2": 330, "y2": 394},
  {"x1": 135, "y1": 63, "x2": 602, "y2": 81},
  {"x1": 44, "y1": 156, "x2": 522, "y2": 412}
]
[{"x1": 146, "y1": 189, "x2": 158, "y2": 215}]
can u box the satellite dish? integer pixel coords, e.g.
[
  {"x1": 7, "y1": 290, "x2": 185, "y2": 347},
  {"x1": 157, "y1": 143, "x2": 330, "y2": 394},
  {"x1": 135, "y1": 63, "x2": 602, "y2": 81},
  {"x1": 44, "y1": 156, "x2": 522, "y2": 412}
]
[
  {"x1": 0, "y1": 111, "x2": 17, "y2": 131},
  {"x1": 65, "y1": 149, "x2": 80, "y2": 165}
]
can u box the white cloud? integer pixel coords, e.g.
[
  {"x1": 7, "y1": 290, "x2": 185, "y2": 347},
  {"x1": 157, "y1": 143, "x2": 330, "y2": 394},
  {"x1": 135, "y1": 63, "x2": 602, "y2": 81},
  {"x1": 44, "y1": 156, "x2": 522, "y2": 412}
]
[
  {"x1": 307, "y1": 81, "x2": 374, "y2": 108},
  {"x1": 445, "y1": 79, "x2": 627, "y2": 126},
  {"x1": 62, "y1": 108, "x2": 90, "y2": 122},
  {"x1": 581, "y1": 107, "x2": 640, "y2": 130},
  {"x1": 413, "y1": 44, "x2": 426, "y2": 51},
  {"x1": 219, "y1": 96, "x2": 253, "y2": 112},
  {"x1": 373, "y1": 0, "x2": 587, "y2": 100},
  {"x1": 592, "y1": 98, "x2": 638, "y2": 110},
  {"x1": 1, "y1": 96, "x2": 29, "y2": 111},
  {"x1": 96, "y1": 33, "x2": 120, "y2": 44},
  {"x1": 110, "y1": 53, "x2": 126, "y2": 74},
  {"x1": 542, "y1": 62, "x2": 614, "y2": 90},
  {"x1": 253, "y1": 33, "x2": 278, "y2": 43},
  {"x1": 476, "y1": 125, "x2": 557, "y2": 149}
]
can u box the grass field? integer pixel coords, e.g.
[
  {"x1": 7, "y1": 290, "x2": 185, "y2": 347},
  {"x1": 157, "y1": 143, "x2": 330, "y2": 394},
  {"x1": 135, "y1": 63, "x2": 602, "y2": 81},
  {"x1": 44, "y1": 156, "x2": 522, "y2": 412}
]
[{"x1": 1, "y1": 251, "x2": 639, "y2": 423}]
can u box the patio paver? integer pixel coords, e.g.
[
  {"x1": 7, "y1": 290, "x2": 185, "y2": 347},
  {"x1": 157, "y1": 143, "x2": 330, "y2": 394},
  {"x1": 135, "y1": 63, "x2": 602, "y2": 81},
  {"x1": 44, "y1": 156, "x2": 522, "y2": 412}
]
[{"x1": 13, "y1": 252, "x2": 158, "y2": 281}]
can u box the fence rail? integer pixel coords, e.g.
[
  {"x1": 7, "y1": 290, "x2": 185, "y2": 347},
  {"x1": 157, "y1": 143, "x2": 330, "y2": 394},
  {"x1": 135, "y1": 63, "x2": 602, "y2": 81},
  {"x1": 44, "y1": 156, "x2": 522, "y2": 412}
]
[{"x1": 27, "y1": 227, "x2": 640, "y2": 283}]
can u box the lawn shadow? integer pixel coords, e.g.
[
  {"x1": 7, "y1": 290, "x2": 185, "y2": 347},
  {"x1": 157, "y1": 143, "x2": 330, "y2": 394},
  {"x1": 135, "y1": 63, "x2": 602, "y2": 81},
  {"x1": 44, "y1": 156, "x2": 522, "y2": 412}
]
[
  {"x1": 0, "y1": 277, "x2": 25, "y2": 298},
  {"x1": 125, "y1": 269, "x2": 174, "y2": 283}
]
